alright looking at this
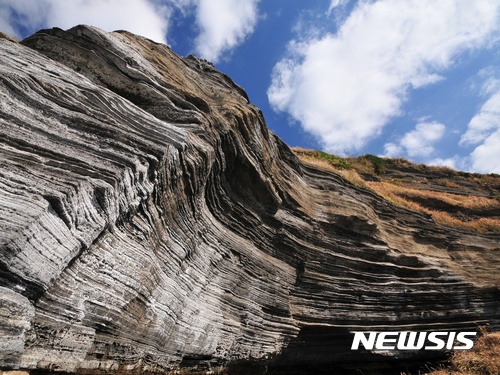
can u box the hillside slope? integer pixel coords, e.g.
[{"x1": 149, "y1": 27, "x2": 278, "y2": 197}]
[{"x1": 293, "y1": 148, "x2": 500, "y2": 233}]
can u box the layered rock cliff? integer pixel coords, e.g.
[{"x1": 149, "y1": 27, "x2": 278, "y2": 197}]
[{"x1": 0, "y1": 26, "x2": 499, "y2": 374}]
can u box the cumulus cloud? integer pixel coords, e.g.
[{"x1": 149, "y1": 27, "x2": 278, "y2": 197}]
[
  {"x1": 193, "y1": 0, "x2": 260, "y2": 63},
  {"x1": 384, "y1": 121, "x2": 446, "y2": 158},
  {"x1": 383, "y1": 143, "x2": 403, "y2": 158},
  {"x1": 427, "y1": 156, "x2": 463, "y2": 171},
  {"x1": 50, "y1": 0, "x2": 170, "y2": 43},
  {"x1": 467, "y1": 130, "x2": 500, "y2": 173},
  {"x1": 0, "y1": 0, "x2": 170, "y2": 43},
  {"x1": 460, "y1": 80, "x2": 500, "y2": 146},
  {"x1": 268, "y1": 0, "x2": 500, "y2": 154},
  {"x1": 400, "y1": 122, "x2": 446, "y2": 157},
  {"x1": 460, "y1": 77, "x2": 500, "y2": 173}
]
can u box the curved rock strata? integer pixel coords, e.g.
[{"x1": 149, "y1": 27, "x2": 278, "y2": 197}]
[{"x1": 0, "y1": 26, "x2": 499, "y2": 374}]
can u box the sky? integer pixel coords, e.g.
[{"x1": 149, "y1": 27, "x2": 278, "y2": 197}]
[{"x1": 1, "y1": 0, "x2": 500, "y2": 173}]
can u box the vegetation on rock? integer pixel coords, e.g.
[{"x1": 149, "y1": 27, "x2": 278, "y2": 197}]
[
  {"x1": 293, "y1": 148, "x2": 500, "y2": 233},
  {"x1": 425, "y1": 329, "x2": 500, "y2": 375}
]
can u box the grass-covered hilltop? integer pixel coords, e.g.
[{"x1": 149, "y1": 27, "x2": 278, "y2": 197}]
[{"x1": 292, "y1": 148, "x2": 500, "y2": 233}]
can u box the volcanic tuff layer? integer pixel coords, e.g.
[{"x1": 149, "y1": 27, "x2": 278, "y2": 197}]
[{"x1": 0, "y1": 26, "x2": 499, "y2": 374}]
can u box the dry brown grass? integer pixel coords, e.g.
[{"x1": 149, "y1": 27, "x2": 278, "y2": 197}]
[
  {"x1": 473, "y1": 174, "x2": 500, "y2": 188},
  {"x1": 431, "y1": 213, "x2": 500, "y2": 233},
  {"x1": 335, "y1": 168, "x2": 369, "y2": 188},
  {"x1": 297, "y1": 153, "x2": 336, "y2": 172},
  {"x1": 426, "y1": 330, "x2": 500, "y2": 375},
  {"x1": 297, "y1": 153, "x2": 369, "y2": 188},
  {"x1": 368, "y1": 181, "x2": 424, "y2": 212},
  {"x1": 437, "y1": 179, "x2": 462, "y2": 189},
  {"x1": 293, "y1": 149, "x2": 500, "y2": 233},
  {"x1": 374, "y1": 181, "x2": 500, "y2": 210},
  {"x1": 368, "y1": 181, "x2": 500, "y2": 233}
]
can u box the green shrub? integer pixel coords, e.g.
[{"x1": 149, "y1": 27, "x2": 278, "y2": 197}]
[
  {"x1": 316, "y1": 150, "x2": 352, "y2": 169},
  {"x1": 360, "y1": 154, "x2": 387, "y2": 174}
]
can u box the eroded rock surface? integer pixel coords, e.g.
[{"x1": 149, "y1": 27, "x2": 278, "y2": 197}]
[{"x1": 1, "y1": 26, "x2": 499, "y2": 374}]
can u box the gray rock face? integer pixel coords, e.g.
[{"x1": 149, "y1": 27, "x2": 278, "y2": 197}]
[{"x1": 0, "y1": 26, "x2": 499, "y2": 374}]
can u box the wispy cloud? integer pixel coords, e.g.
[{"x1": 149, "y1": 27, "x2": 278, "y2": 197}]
[
  {"x1": 268, "y1": 0, "x2": 500, "y2": 155},
  {"x1": 193, "y1": 0, "x2": 260, "y2": 63},
  {"x1": 326, "y1": 0, "x2": 348, "y2": 16}
]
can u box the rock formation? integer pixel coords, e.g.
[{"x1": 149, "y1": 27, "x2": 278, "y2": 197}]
[{"x1": 0, "y1": 26, "x2": 499, "y2": 374}]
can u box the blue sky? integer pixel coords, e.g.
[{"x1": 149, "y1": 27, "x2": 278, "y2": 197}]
[{"x1": 1, "y1": 0, "x2": 500, "y2": 173}]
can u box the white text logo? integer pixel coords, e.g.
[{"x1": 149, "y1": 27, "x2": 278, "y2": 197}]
[{"x1": 351, "y1": 331, "x2": 477, "y2": 351}]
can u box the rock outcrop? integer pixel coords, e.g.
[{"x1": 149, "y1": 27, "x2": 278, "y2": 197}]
[{"x1": 0, "y1": 26, "x2": 499, "y2": 374}]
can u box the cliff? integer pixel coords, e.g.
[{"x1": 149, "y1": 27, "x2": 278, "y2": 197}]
[{"x1": 0, "y1": 26, "x2": 499, "y2": 374}]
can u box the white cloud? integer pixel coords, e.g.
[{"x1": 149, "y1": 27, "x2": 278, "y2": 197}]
[
  {"x1": 400, "y1": 122, "x2": 446, "y2": 157},
  {"x1": 428, "y1": 156, "x2": 462, "y2": 170},
  {"x1": 460, "y1": 78, "x2": 500, "y2": 173},
  {"x1": 193, "y1": 0, "x2": 260, "y2": 63},
  {"x1": 328, "y1": 0, "x2": 342, "y2": 12},
  {"x1": 1, "y1": 0, "x2": 261, "y2": 64},
  {"x1": 0, "y1": 0, "x2": 49, "y2": 38},
  {"x1": 326, "y1": 0, "x2": 348, "y2": 16},
  {"x1": 51, "y1": 0, "x2": 170, "y2": 43},
  {"x1": 383, "y1": 142, "x2": 403, "y2": 157},
  {"x1": 467, "y1": 130, "x2": 500, "y2": 173},
  {"x1": 268, "y1": 0, "x2": 500, "y2": 155},
  {"x1": 461, "y1": 91, "x2": 500, "y2": 147},
  {"x1": 0, "y1": 0, "x2": 169, "y2": 43},
  {"x1": 0, "y1": 8, "x2": 16, "y2": 37},
  {"x1": 385, "y1": 121, "x2": 446, "y2": 158}
]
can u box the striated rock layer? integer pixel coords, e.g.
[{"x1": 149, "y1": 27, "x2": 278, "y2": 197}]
[{"x1": 0, "y1": 26, "x2": 499, "y2": 374}]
